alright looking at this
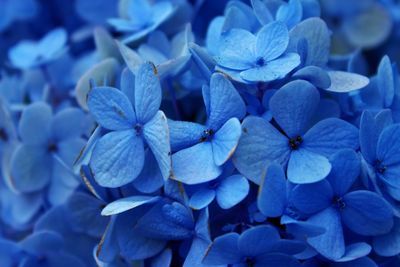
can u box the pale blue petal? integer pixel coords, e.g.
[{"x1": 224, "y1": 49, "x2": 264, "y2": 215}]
[
  {"x1": 256, "y1": 21, "x2": 289, "y2": 61},
  {"x1": 258, "y1": 163, "x2": 287, "y2": 217},
  {"x1": 172, "y1": 142, "x2": 222, "y2": 184},
  {"x1": 377, "y1": 55, "x2": 394, "y2": 107},
  {"x1": 19, "y1": 102, "x2": 52, "y2": 145},
  {"x1": 216, "y1": 29, "x2": 256, "y2": 70},
  {"x1": 87, "y1": 86, "x2": 135, "y2": 130},
  {"x1": 335, "y1": 243, "x2": 371, "y2": 262},
  {"x1": 189, "y1": 189, "x2": 215, "y2": 210},
  {"x1": 168, "y1": 120, "x2": 206, "y2": 151},
  {"x1": 326, "y1": 71, "x2": 369, "y2": 93},
  {"x1": 292, "y1": 66, "x2": 331, "y2": 89},
  {"x1": 38, "y1": 28, "x2": 67, "y2": 59},
  {"x1": 291, "y1": 180, "x2": 333, "y2": 214},
  {"x1": 10, "y1": 145, "x2": 51, "y2": 193},
  {"x1": 91, "y1": 130, "x2": 144, "y2": 187},
  {"x1": 101, "y1": 196, "x2": 160, "y2": 216},
  {"x1": 269, "y1": 80, "x2": 319, "y2": 137},
  {"x1": 208, "y1": 73, "x2": 246, "y2": 130},
  {"x1": 342, "y1": 191, "x2": 393, "y2": 236},
  {"x1": 288, "y1": 148, "x2": 331, "y2": 184},
  {"x1": 216, "y1": 175, "x2": 249, "y2": 209},
  {"x1": 377, "y1": 124, "x2": 400, "y2": 166},
  {"x1": 307, "y1": 207, "x2": 345, "y2": 260},
  {"x1": 202, "y1": 233, "x2": 241, "y2": 265},
  {"x1": 134, "y1": 62, "x2": 162, "y2": 123},
  {"x1": 276, "y1": 0, "x2": 303, "y2": 29},
  {"x1": 303, "y1": 118, "x2": 359, "y2": 157},
  {"x1": 233, "y1": 116, "x2": 290, "y2": 185},
  {"x1": 240, "y1": 53, "x2": 300, "y2": 82},
  {"x1": 143, "y1": 111, "x2": 171, "y2": 180},
  {"x1": 132, "y1": 150, "x2": 164, "y2": 193},
  {"x1": 238, "y1": 225, "x2": 280, "y2": 257},
  {"x1": 251, "y1": 0, "x2": 273, "y2": 25},
  {"x1": 50, "y1": 108, "x2": 87, "y2": 141},
  {"x1": 212, "y1": 118, "x2": 241, "y2": 166}
]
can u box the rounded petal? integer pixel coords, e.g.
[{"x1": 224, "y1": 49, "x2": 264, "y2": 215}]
[
  {"x1": 18, "y1": 102, "x2": 52, "y2": 145},
  {"x1": 216, "y1": 175, "x2": 249, "y2": 209},
  {"x1": 212, "y1": 118, "x2": 242, "y2": 166},
  {"x1": 291, "y1": 180, "x2": 333, "y2": 214},
  {"x1": 203, "y1": 233, "x2": 241, "y2": 265},
  {"x1": 256, "y1": 21, "x2": 289, "y2": 61},
  {"x1": 238, "y1": 225, "x2": 280, "y2": 257}
]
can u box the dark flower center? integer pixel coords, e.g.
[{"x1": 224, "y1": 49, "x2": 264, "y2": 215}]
[
  {"x1": 255, "y1": 56, "x2": 265, "y2": 67},
  {"x1": 199, "y1": 129, "x2": 214, "y2": 142},
  {"x1": 374, "y1": 160, "x2": 387, "y2": 174},
  {"x1": 332, "y1": 196, "x2": 346, "y2": 210},
  {"x1": 134, "y1": 123, "x2": 143, "y2": 135},
  {"x1": 245, "y1": 257, "x2": 255, "y2": 267},
  {"x1": 289, "y1": 136, "x2": 303, "y2": 150},
  {"x1": 0, "y1": 128, "x2": 8, "y2": 142},
  {"x1": 47, "y1": 143, "x2": 58, "y2": 152}
]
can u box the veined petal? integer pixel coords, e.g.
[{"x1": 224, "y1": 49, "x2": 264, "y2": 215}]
[
  {"x1": 269, "y1": 80, "x2": 319, "y2": 137},
  {"x1": 134, "y1": 62, "x2": 162, "y2": 123},
  {"x1": 91, "y1": 130, "x2": 144, "y2": 187},
  {"x1": 202, "y1": 233, "x2": 241, "y2": 265},
  {"x1": 256, "y1": 21, "x2": 289, "y2": 61},
  {"x1": 143, "y1": 111, "x2": 171, "y2": 181},
  {"x1": 101, "y1": 195, "x2": 160, "y2": 216},
  {"x1": 172, "y1": 142, "x2": 222, "y2": 185},
  {"x1": 87, "y1": 86, "x2": 135, "y2": 130},
  {"x1": 291, "y1": 180, "x2": 333, "y2": 214},
  {"x1": 212, "y1": 118, "x2": 241, "y2": 166},
  {"x1": 168, "y1": 120, "x2": 206, "y2": 151}
]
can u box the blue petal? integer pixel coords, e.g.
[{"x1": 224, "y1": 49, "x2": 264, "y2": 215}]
[
  {"x1": 287, "y1": 148, "x2": 331, "y2": 184},
  {"x1": 256, "y1": 21, "x2": 289, "y2": 61},
  {"x1": 120, "y1": 67, "x2": 135, "y2": 104},
  {"x1": 8, "y1": 41, "x2": 39, "y2": 69},
  {"x1": 96, "y1": 216, "x2": 119, "y2": 262},
  {"x1": 134, "y1": 62, "x2": 162, "y2": 123},
  {"x1": 117, "y1": 42, "x2": 144, "y2": 75},
  {"x1": 101, "y1": 196, "x2": 160, "y2": 216},
  {"x1": 202, "y1": 233, "x2": 241, "y2": 265},
  {"x1": 331, "y1": 257, "x2": 378, "y2": 267},
  {"x1": 292, "y1": 66, "x2": 331, "y2": 89},
  {"x1": 303, "y1": 118, "x2": 359, "y2": 157},
  {"x1": 87, "y1": 86, "x2": 136, "y2": 131},
  {"x1": 238, "y1": 225, "x2": 280, "y2": 257},
  {"x1": 18, "y1": 102, "x2": 52, "y2": 145},
  {"x1": 207, "y1": 73, "x2": 246, "y2": 130},
  {"x1": 359, "y1": 111, "x2": 380, "y2": 164},
  {"x1": 288, "y1": 18, "x2": 330, "y2": 67},
  {"x1": 172, "y1": 142, "x2": 222, "y2": 184},
  {"x1": 143, "y1": 111, "x2": 171, "y2": 180},
  {"x1": 326, "y1": 71, "x2": 369, "y2": 93},
  {"x1": 132, "y1": 149, "x2": 164, "y2": 193},
  {"x1": 373, "y1": 218, "x2": 400, "y2": 257},
  {"x1": 168, "y1": 120, "x2": 206, "y2": 151},
  {"x1": 216, "y1": 174, "x2": 249, "y2": 209},
  {"x1": 251, "y1": 0, "x2": 273, "y2": 25},
  {"x1": 258, "y1": 163, "x2": 287, "y2": 217},
  {"x1": 50, "y1": 108, "x2": 87, "y2": 141},
  {"x1": 276, "y1": 0, "x2": 303, "y2": 29},
  {"x1": 20, "y1": 230, "x2": 63, "y2": 255},
  {"x1": 44, "y1": 253, "x2": 86, "y2": 267},
  {"x1": 189, "y1": 188, "x2": 215, "y2": 210},
  {"x1": 151, "y1": 249, "x2": 172, "y2": 267},
  {"x1": 10, "y1": 145, "x2": 51, "y2": 193},
  {"x1": 240, "y1": 53, "x2": 300, "y2": 82},
  {"x1": 377, "y1": 124, "x2": 400, "y2": 166},
  {"x1": 216, "y1": 29, "x2": 256, "y2": 70},
  {"x1": 38, "y1": 28, "x2": 67, "y2": 60},
  {"x1": 327, "y1": 149, "x2": 360, "y2": 196},
  {"x1": 377, "y1": 55, "x2": 395, "y2": 107},
  {"x1": 270, "y1": 80, "x2": 319, "y2": 137},
  {"x1": 342, "y1": 190, "x2": 393, "y2": 236},
  {"x1": 212, "y1": 118, "x2": 241, "y2": 166},
  {"x1": 91, "y1": 130, "x2": 144, "y2": 187},
  {"x1": 233, "y1": 116, "x2": 290, "y2": 185},
  {"x1": 307, "y1": 207, "x2": 345, "y2": 260},
  {"x1": 335, "y1": 243, "x2": 371, "y2": 262},
  {"x1": 291, "y1": 180, "x2": 333, "y2": 214}
]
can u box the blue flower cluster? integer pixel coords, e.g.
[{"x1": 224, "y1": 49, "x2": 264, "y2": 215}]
[{"x1": 1, "y1": 0, "x2": 400, "y2": 266}]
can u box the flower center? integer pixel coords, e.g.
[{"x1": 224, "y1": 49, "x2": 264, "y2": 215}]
[
  {"x1": 255, "y1": 56, "x2": 265, "y2": 67},
  {"x1": 374, "y1": 160, "x2": 387, "y2": 174},
  {"x1": 332, "y1": 196, "x2": 346, "y2": 210},
  {"x1": 0, "y1": 128, "x2": 8, "y2": 142},
  {"x1": 199, "y1": 129, "x2": 214, "y2": 142},
  {"x1": 289, "y1": 136, "x2": 303, "y2": 150},
  {"x1": 47, "y1": 143, "x2": 58, "y2": 153},
  {"x1": 134, "y1": 123, "x2": 143, "y2": 135}
]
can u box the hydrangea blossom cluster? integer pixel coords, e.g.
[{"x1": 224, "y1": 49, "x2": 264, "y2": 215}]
[{"x1": 1, "y1": 0, "x2": 400, "y2": 266}]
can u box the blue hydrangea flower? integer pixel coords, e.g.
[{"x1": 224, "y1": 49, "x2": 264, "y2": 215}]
[
  {"x1": 233, "y1": 80, "x2": 359, "y2": 184},
  {"x1": 203, "y1": 225, "x2": 304, "y2": 266},
  {"x1": 169, "y1": 73, "x2": 246, "y2": 184},
  {"x1": 108, "y1": 0, "x2": 175, "y2": 44},
  {"x1": 291, "y1": 149, "x2": 394, "y2": 260},
  {"x1": 9, "y1": 102, "x2": 86, "y2": 205},
  {"x1": 88, "y1": 62, "x2": 171, "y2": 187},
  {"x1": 215, "y1": 21, "x2": 300, "y2": 83},
  {"x1": 8, "y1": 28, "x2": 68, "y2": 69}
]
